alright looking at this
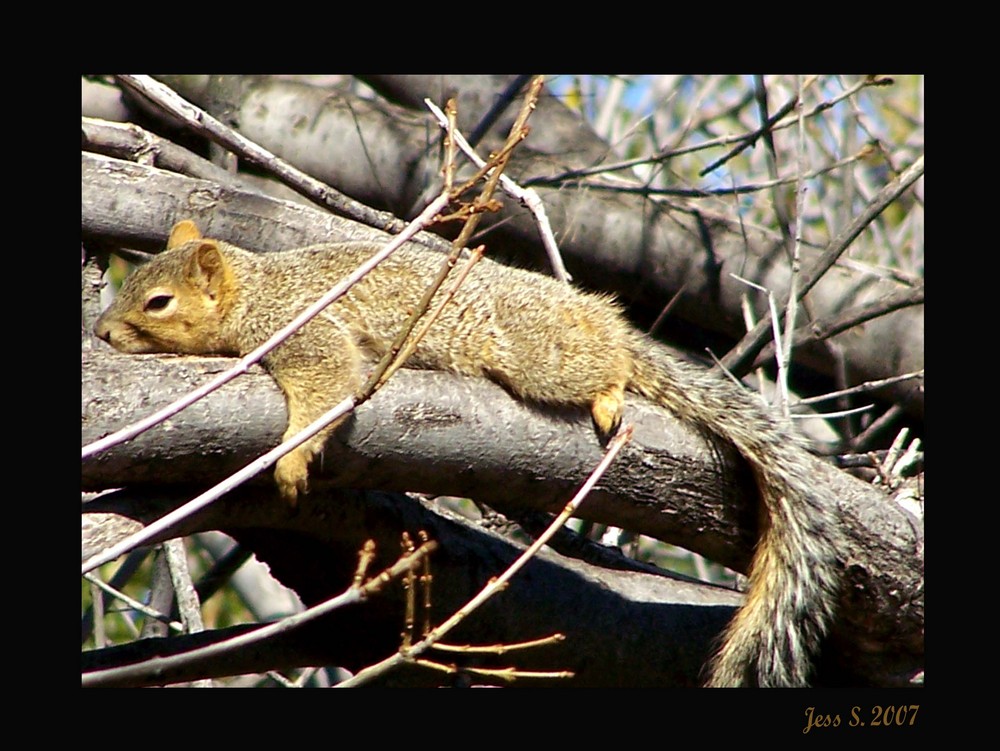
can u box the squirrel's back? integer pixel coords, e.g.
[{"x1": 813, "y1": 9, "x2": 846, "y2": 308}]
[{"x1": 233, "y1": 241, "x2": 643, "y2": 419}]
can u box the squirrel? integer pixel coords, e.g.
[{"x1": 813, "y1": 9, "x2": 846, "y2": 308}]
[{"x1": 93, "y1": 219, "x2": 841, "y2": 687}]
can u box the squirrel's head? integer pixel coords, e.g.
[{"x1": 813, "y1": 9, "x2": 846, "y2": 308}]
[{"x1": 93, "y1": 221, "x2": 240, "y2": 356}]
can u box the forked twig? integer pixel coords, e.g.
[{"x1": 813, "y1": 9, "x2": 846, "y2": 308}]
[
  {"x1": 425, "y1": 95, "x2": 571, "y2": 283},
  {"x1": 82, "y1": 539, "x2": 438, "y2": 687},
  {"x1": 338, "y1": 425, "x2": 633, "y2": 687}
]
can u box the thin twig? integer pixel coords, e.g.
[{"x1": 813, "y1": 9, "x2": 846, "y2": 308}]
[
  {"x1": 467, "y1": 75, "x2": 535, "y2": 148},
  {"x1": 352, "y1": 540, "x2": 377, "y2": 589},
  {"x1": 730, "y1": 273, "x2": 788, "y2": 408},
  {"x1": 778, "y1": 74, "x2": 807, "y2": 416},
  {"x1": 432, "y1": 633, "x2": 566, "y2": 653},
  {"x1": 550, "y1": 149, "x2": 869, "y2": 198},
  {"x1": 796, "y1": 370, "x2": 924, "y2": 406},
  {"x1": 795, "y1": 403, "x2": 874, "y2": 421},
  {"x1": 373, "y1": 246, "x2": 485, "y2": 391},
  {"x1": 411, "y1": 658, "x2": 574, "y2": 683},
  {"x1": 700, "y1": 93, "x2": 799, "y2": 177},
  {"x1": 442, "y1": 98, "x2": 457, "y2": 193},
  {"x1": 83, "y1": 573, "x2": 186, "y2": 633}
]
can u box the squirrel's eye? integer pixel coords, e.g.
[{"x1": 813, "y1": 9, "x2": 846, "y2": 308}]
[{"x1": 145, "y1": 294, "x2": 173, "y2": 312}]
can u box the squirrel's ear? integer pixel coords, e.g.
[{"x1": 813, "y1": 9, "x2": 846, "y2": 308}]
[
  {"x1": 186, "y1": 240, "x2": 232, "y2": 297},
  {"x1": 167, "y1": 220, "x2": 203, "y2": 249}
]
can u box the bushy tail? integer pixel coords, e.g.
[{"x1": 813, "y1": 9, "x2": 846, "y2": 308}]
[{"x1": 629, "y1": 344, "x2": 840, "y2": 687}]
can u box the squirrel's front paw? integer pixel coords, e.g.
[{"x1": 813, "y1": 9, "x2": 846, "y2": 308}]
[{"x1": 275, "y1": 451, "x2": 310, "y2": 507}]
